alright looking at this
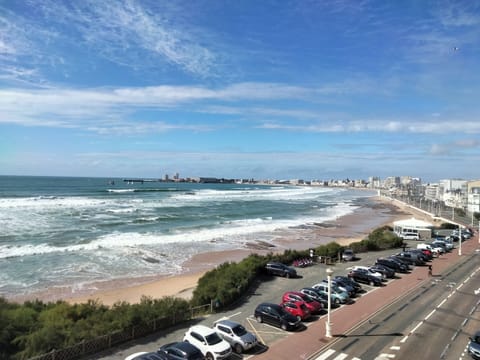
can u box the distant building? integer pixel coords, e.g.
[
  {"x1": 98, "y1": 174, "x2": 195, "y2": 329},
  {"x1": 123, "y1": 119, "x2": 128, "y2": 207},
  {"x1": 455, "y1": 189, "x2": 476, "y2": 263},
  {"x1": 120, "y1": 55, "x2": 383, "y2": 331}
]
[
  {"x1": 467, "y1": 180, "x2": 480, "y2": 214},
  {"x1": 439, "y1": 179, "x2": 467, "y2": 208}
]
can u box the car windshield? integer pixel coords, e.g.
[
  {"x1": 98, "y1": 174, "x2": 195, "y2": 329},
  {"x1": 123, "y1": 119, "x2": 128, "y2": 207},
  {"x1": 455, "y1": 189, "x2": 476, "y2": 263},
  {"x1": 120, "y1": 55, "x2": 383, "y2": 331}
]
[
  {"x1": 302, "y1": 295, "x2": 314, "y2": 303},
  {"x1": 231, "y1": 324, "x2": 247, "y2": 336},
  {"x1": 205, "y1": 332, "x2": 223, "y2": 345}
]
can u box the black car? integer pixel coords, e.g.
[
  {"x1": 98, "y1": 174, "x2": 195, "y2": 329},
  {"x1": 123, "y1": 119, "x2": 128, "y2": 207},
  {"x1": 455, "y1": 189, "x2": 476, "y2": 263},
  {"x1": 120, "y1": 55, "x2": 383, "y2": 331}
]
[
  {"x1": 265, "y1": 262, "x2": 297, "y2": 278},
  {"x1": 390, "y1": 255, "x2": 414, "y2": 268},
  {"x1": 369, "y1": 264, "x2": 395, "y2": 278},
  {"x1": 395, "y1": 252, "x2": 425, "y2": 266},
  {"x1": 376, "y1": 257, "x2": 409, "y2": 273},
  {"x1": 334, "y1": 275, "x2": 363, "y2": 293},
  {"x1": 468, "y1": 330, "x2": 480, "y2": 359},
  {"x1": 254, "y1": 302, "x2": 301, "y2": 330},
  {"x1": 157, "y1": 342, "x2": 205, "y2": 360},
  {"x1": 348, "y1": 268, "x2": 383, "y2": 286}
]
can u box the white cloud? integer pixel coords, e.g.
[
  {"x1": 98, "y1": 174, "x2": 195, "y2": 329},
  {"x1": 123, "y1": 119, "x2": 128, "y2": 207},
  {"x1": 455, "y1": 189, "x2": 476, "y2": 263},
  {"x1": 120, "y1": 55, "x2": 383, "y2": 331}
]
[{"x1": 32, "y1": 0, "x2": 218, "y2": 78}]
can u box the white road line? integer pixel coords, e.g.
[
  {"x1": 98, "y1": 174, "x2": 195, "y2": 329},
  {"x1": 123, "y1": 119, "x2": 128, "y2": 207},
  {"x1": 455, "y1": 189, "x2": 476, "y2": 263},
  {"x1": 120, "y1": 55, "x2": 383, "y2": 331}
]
[
  {"x1": 314, "y1": 349, "x2": 336, "y2": 360},
  {"x1": 410, "y1": 320, "x2": 424, "y2": 334},
  {"x1": 390, "y1": 346, "x2": 400, "y2": 351},
  {"x1": 425, "y1": 309, "x2": 436, "y2": 320},
  {"x1": 375, "y1": 354, "x2": 396, "y2": 359},
  {"x1": 333, "y1": 353, "x2": 348, "y2": 360}
]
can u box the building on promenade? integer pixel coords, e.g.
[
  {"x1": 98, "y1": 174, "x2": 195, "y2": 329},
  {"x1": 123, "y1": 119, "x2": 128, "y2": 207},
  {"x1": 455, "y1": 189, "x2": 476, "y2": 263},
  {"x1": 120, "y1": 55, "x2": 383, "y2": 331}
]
[{"x1": 467, "y1": 180, "x2": 480, "y2": 214}]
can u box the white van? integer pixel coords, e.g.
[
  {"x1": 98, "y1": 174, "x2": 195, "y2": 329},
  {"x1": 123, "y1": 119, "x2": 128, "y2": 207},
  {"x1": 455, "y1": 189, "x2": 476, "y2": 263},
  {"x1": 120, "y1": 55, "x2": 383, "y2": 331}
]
[{"x1": 401, "y1": 232, "x2": 420, "y2": 241}]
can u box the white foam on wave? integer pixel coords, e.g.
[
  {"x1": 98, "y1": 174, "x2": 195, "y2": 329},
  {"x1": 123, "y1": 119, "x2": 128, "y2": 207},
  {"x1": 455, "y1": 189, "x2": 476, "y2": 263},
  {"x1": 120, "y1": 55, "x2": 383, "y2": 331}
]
[
  {"x1": 0, "y1": 196, "x2": 107, "y2": 209},
  {"x1": 0, "y1": 200, "x2": 358, "y2": 260},
  {"x1": 166, "y1": 185, "x2": 337, "y2": 206}
]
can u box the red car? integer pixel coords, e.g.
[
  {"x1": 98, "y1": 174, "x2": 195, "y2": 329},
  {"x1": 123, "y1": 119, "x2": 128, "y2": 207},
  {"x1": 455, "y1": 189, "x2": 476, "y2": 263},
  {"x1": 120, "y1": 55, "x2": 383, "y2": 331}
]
[
  {"x1": 280, "y1": 301, "x2": 311, "y2": 321},
  {"x1": 282, "y1": 291, "x2": 323, "y2": 314}
]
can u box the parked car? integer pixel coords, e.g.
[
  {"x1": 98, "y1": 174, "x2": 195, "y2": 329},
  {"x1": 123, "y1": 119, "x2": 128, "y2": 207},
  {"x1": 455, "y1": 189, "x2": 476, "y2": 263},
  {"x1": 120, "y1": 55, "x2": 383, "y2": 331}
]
[
  {"x1": 281, "y1": 301, "x2": 311, "y2": 321},
  {"x1": 387, "y1": 256, "x2": 412, "y2": 271},
  {"x1": 376, "y1": 257, "x2": 409, "y2": 273},
  {"x1": 407, "y1": 249, "x2": 430, "y2": 262},
  {"x1": 369, "y1": 264, "x2": 395, "y2": 278},
  {"x1": 312, "y1": 282, "x2": 350, "y2": 304},
  {"x1": 400, "y1": 232, "x2": 420, "y2": 240},
  {"x1": 254, "y1": 302, "x2": 301, "y2": 331},
  {"x1": 468, "y1": 330, "x2": 480, "y2": 359},
  {"x1": 320, "y1": 278, "x2": 355, "y2": 297},
  {"x1": 348, "y1": 268, "x2": 383, "y2": 286},
  {"x1": 299, "y1": 287, "x2": 331, "y2": 309},
  {"x1": 157, "y1": 342, "x2": 205, "y2": 360},
  {"x1": 333, "y1": 275, "x2": 363, "y2": 294},
  {"x1": 350, "y1": 265, "x2": 385, "y2": 280},
  {"x1": 281, "y1": 291, "x2": 323, "y2": 313},
  {"x1": 432, "y1": 240, "x2": 452, "y2": 252},
  {"x1": 342, "y1": 249, "x2": 356, "y2": 261},
  {"x1": 395, "y1": 252, "x2": 426, "y2": 266},
  {"x1": 125, "y1": 353, "x2": 165, "y2": 360},
  {"x1": 265, "y1": 262, "x2": 297, "y2": 278},
  {"x1": 183, "y1": 325, "x2": 232, "y2": 360},
  {"x1": 213, "y1": 319, "x2": 258, "y2": 354}
]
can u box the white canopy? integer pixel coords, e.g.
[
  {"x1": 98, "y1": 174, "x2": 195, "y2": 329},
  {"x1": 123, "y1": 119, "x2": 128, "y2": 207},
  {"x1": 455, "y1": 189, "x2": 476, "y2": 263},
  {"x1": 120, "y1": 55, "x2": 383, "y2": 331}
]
[{"x1": 393, "y1": 217, "x2": 433, "y2": 229}]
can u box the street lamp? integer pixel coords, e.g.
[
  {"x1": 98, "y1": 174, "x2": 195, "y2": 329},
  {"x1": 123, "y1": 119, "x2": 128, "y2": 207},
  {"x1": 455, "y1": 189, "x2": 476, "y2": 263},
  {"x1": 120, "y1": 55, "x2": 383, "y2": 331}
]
[
  {"x1": 326, "y1": 268, "x2": 333, "y2": 338},
  {"x1": 458, "y1": 224, "x2": 462, "y2": 256}
]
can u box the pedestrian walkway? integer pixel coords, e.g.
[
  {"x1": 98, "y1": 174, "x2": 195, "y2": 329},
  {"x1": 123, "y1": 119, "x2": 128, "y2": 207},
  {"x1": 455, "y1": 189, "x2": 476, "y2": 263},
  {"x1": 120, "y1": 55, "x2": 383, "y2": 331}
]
[{"x1": 252, "y1": 236, "x2": 480, "y2": 360}]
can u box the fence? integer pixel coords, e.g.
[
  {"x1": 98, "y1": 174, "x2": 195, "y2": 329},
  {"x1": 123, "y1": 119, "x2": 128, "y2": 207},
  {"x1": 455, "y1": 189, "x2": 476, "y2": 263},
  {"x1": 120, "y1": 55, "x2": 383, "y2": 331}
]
[{"x1": 29, "y1": 304, "x2": 211, "y2": 360}]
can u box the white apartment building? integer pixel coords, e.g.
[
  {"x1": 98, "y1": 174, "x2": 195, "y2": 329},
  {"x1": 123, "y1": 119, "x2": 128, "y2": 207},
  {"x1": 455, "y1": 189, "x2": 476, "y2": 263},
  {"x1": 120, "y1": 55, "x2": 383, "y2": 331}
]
[{"x1": 467, "y1": 180, "x2": 480, "y2": 214}]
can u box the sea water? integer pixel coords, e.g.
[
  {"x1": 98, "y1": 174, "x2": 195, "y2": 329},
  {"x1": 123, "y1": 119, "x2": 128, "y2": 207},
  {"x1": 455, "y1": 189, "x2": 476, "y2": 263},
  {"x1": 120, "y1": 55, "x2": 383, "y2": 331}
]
[{"x1": 0, "y1": 175, "x2": 375, "y2": 298}]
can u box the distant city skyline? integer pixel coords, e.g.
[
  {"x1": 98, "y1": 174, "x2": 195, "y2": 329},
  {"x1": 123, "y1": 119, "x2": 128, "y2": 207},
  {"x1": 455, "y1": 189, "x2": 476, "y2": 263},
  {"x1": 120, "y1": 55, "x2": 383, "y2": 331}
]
[{"x1": 1, "y1": 1, "x2": 479, "y2": 182}]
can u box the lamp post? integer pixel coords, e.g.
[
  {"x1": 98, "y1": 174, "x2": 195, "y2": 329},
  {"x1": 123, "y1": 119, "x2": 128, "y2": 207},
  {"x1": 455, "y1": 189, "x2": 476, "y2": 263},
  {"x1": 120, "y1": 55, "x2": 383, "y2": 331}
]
[
  {"x1": 458, "y1": 224, "x2": 462, "y2": 256},
  {"x1": 326, "y1": 268, "x2": 333, "y2": 338}
]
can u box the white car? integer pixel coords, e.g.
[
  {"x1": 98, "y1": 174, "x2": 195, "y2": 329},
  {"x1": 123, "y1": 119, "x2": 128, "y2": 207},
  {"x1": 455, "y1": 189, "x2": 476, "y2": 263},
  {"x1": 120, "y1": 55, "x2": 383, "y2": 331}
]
[
  {"x1": 124, "y1": 352, "x2": 164, "y2": 360},
  {"x1": 183, "y1": 324, "x2": 232, "y2": 360},
  {"x1": 213, "y1": 318, "x2": 258, "y2": 353},
  {"x1": 350, "y1": 266, "x2": 385, "y2": 280}
]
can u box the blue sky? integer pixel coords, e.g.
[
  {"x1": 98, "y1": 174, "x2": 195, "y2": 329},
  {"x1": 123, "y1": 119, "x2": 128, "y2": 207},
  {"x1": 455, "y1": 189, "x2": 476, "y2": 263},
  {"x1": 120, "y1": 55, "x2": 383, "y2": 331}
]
[{"x1": 1, "y1": 0, "x2": 479, "y2": 182}]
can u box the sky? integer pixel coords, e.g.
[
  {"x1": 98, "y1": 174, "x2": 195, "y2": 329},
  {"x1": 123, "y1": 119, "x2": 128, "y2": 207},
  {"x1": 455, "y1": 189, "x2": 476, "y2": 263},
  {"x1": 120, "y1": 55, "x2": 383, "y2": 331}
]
[{"x1": 1, "y1": 0, "x2": 479, "y2": 182}]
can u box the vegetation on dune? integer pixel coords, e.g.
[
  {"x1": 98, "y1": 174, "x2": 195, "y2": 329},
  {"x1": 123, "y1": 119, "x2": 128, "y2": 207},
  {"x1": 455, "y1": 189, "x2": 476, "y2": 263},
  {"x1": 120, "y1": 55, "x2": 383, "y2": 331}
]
[{"x1": 1, "y1": 226, "x2": 403, "y2": 359}]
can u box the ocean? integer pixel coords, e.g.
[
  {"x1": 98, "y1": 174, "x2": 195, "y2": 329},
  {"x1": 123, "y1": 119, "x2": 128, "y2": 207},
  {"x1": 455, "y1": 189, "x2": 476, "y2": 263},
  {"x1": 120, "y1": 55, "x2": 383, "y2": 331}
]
[{"x1": 0, "y1": 175, "x2": 375, "y2": 300}]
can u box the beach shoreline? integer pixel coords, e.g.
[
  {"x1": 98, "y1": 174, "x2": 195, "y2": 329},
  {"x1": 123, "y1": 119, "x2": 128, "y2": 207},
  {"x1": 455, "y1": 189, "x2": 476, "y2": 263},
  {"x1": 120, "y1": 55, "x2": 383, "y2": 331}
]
[{"x1": 10, "y1": 195, "x2": 434, "y2": 306}]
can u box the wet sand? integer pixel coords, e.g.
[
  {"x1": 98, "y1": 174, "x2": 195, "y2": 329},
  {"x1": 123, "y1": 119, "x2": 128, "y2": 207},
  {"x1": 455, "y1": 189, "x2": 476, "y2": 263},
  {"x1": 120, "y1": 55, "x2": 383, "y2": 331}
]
[{"x1": 13, "y1": 195, "x2": 433, "y2": 306}]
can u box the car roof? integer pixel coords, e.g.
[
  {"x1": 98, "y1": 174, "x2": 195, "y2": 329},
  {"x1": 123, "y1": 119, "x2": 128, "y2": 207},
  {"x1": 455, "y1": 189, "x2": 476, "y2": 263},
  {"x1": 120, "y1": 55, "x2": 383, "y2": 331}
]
[
  {"x1": 188, "y1": 324, "x2": 215, "y2": 335},
  {"x1": 162, "y1": 341, "x2": 200, "y2": 353},
  {"x1": 259, "y1": 302, "x2": 282, "y2": 309},
  {"x1": 215, "y1": 319, "x2": 240, "y2": 328}
]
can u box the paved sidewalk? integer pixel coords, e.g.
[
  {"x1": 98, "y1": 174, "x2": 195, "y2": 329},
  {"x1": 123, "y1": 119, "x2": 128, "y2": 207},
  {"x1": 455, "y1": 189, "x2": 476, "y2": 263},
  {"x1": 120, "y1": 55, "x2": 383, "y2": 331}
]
[{"x1": 252, "y1": 236, "x2": 480, "y2": 360}]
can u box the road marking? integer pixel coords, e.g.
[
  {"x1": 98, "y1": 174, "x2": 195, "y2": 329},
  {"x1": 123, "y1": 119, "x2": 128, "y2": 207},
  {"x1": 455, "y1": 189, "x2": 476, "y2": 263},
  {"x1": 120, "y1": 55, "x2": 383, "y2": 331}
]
[
  {"x1": 332, "y1": 353, "x2": 348, "y2": 360},
  {"x1": 410, "y1": 320, "x2": 424, "y2": 334},
  {"x1": 314, "y1": 348, "x2": 335, "y2": 360},
  {"x1": 424, "y1": 309, "x2": 436, "y2": 320},
  {"x1": 375, "y1": 354, "x2": 395, "y2": 359},
  {"x1": 390, "y1": 346, "x2": 400, "y2": 351}
]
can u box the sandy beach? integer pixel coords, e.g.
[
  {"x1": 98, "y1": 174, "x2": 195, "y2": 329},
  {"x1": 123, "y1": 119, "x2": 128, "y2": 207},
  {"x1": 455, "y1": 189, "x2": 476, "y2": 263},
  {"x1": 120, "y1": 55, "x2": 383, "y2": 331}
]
[{"x1": 14, "y1": 195, "x2": 434, "y2": 307}]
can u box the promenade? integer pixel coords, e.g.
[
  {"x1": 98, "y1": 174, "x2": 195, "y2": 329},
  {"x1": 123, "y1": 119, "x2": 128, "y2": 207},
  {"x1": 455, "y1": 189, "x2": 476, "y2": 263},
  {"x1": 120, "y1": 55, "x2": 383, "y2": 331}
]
[{"x1": 253, "y1": 234, "x2": 480, "y2": 360}]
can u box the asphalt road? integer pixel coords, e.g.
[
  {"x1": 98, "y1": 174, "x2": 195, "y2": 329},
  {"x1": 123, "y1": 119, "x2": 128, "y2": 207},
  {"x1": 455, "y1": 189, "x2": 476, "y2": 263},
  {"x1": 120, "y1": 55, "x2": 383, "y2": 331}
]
[{"x1": 321, "y1": 249, "x2": 480, "y2": 360}]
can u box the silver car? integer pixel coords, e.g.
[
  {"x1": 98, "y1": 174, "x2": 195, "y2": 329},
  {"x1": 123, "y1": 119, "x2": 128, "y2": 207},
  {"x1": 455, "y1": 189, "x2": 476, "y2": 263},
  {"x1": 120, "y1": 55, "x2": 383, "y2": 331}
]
[{"x1": 213, "y1": 319, "x2": 258, "y2": 354}]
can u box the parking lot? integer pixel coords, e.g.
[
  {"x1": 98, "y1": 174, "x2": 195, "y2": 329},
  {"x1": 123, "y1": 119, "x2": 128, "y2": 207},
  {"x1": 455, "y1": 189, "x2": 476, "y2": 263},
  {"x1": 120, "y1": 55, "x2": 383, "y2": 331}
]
[{"x1": 96, "y1": 236, "x2": 464, "y2": 360}]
